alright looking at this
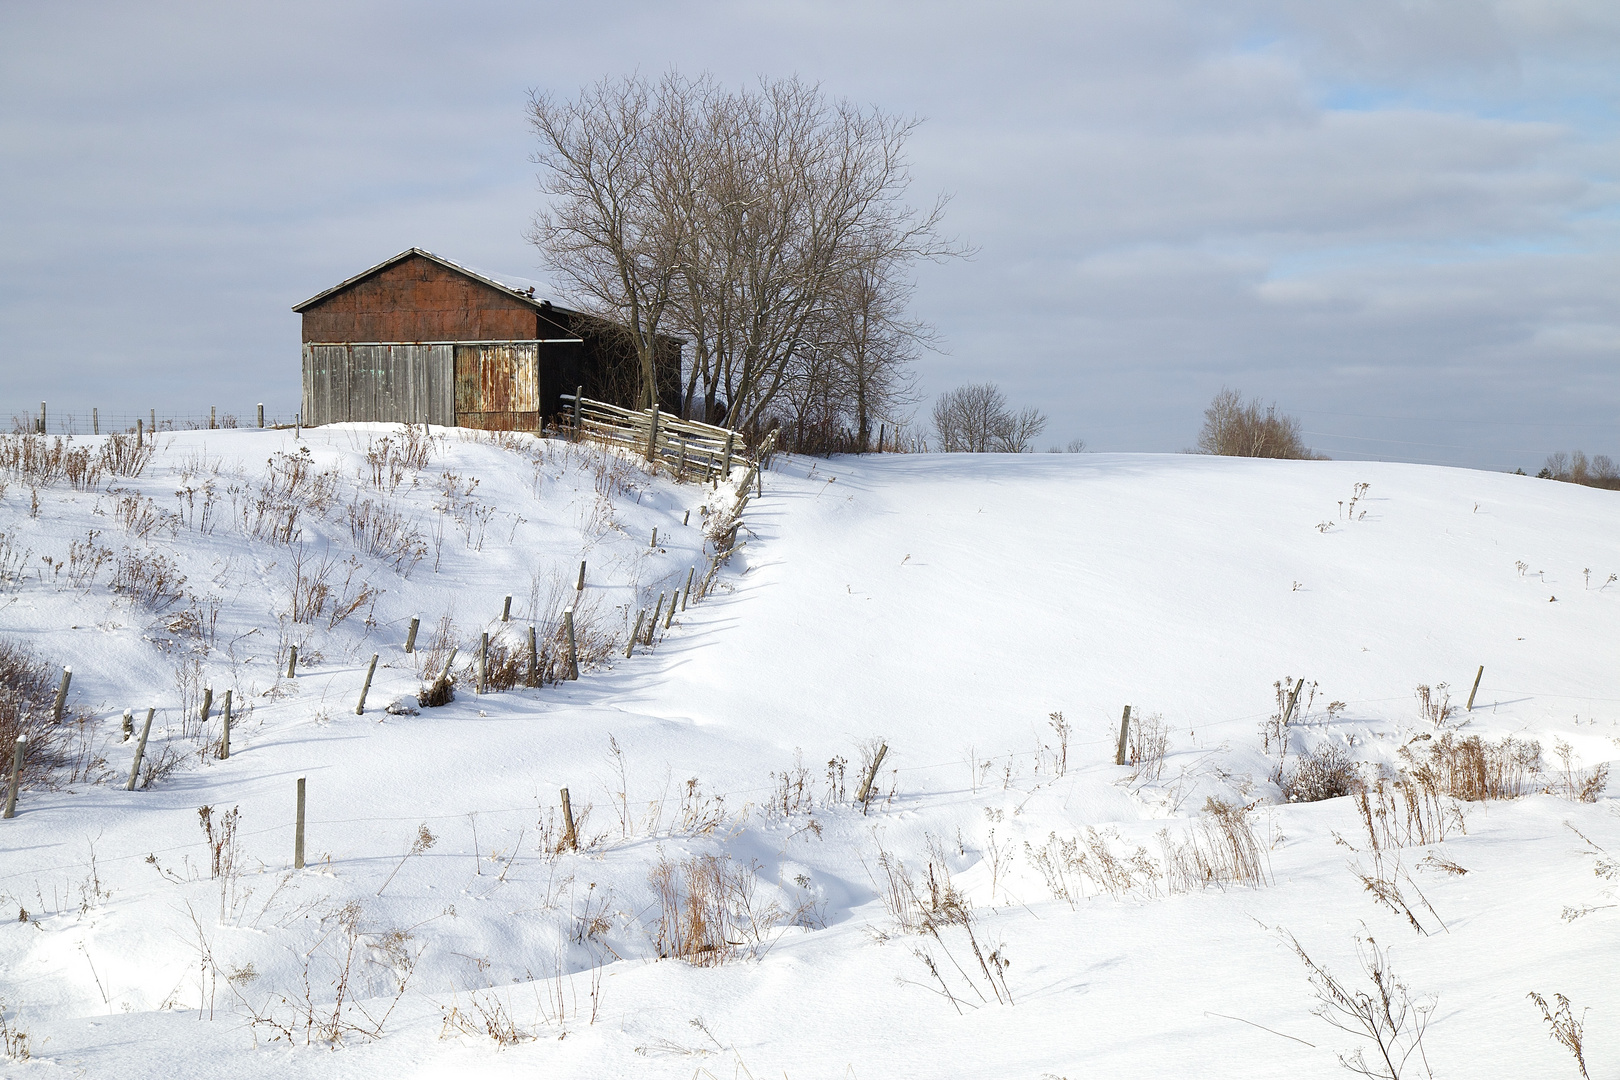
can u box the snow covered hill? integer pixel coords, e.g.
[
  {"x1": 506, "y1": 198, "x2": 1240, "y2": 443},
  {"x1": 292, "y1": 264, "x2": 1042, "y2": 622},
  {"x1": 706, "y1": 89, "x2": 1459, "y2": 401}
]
[{"x1": 1, "y1": 428, "x2": 1616, "y2": 1079}]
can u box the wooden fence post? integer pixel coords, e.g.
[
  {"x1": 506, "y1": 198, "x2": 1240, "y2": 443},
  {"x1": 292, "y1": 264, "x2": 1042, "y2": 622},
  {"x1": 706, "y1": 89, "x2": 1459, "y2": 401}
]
[
  {"x1": 209, "y1": 406, "x2": 216, "y2": 430},
  {"x1": 404, "y1": 616, "x2": 420, "y2": 654},
  {"x1": 220, "y1": 690, "x2": 232, "y2": 759},
  {"x1": 576, "y1": 560, "x2": 586, "y2": 591},
  {"x1": 150, "y1": 408, "x2": 155, "y2": 433},
  {"x1": 136, "y1": 418, "x2": 143, "y2": 446},
  {"x1": 1466, "y1": 665, "x2": 1484, "y2": 711},
  {"x1": 526, "y1": 625, "x2": 538, "y2": 687},
  {"x1": 92, "y1": 408, "x2": 99, "y2": 435},
  {"x1": 38, "y1": 402, "x2": 46, "y2": 434},
  {"x1": 625, "y1": 610, "x2": 644, "y2": 658},
  {"x1": 51, "y1": 666, "x2": 71, "y2": 724},
  {"x1": 560, "y1": 787, "x2": 578, "y2": 850},
  {"x1": 200, "y1": 685, "x2": 213, "y2": 723},
  {"x1": 1115, "y1": 705, "x2": 1132, "y2": 766},
  {"x1": 663, "y1": 591, "x2": 677, "y2": 630},
  {"x1": 649, "y1": 594, "x2": 665, "y2": 642},
  {"x1": 1281, "y1": 679, "x2": 1304, "y2": 727},
  {"x1": 677, "y1": 436, "x2": 688, "y2": 477},
  {"x1": 436, "y1": 647, "x2": 459, "y2": 687},
  {"x1": 721, "y1": 433, "x2": 733, "y2": 478},
  {"x1": 563, "y1": 607, "x2": 579, "y2": 679},
  {"x1": 645, "y1": 404, "x2": 660, "y2": 463},
  {"x1": 650, "y1": 528, "x2": 658, "y2": 549},
  {"x1": 285, "y1": 644, "x2": 298, "y2": 679},
  {"x1": 257, "y1": 403, "x2": 264, "y2": 428},
  {"x1": 877, "y1": 423, "x2": 884, "y2": 453},
  {"x1": 572, "y1": 386, "x2": 583, "y2": 441},
  {"x1": 355, "y1": 654, "x2": 379, "y2": 715},
  {"x1": 856, "y1": 742, "x2": 889, "y2": 813},
  {"x1": 501, "y1": 596, "x2": 512, "y2": 622},
  {"x1": 3, "y1": 736, "x2": 23, "y2": 819},
  {"x1": 682, "y1": 567, "x2": 694, "y2": 610},
  {"x1": 121, "y1": 708, "x2": 133, "y2": 741},
  {"x1": 127, "y1": 707, "x2": 155, "y2": 790},
  {"x1": 294, "y1": 777, "x2": 306, "y2": 869},
  {"x1": 477, "y1": 632, "x2": 489, "y2": 694}
]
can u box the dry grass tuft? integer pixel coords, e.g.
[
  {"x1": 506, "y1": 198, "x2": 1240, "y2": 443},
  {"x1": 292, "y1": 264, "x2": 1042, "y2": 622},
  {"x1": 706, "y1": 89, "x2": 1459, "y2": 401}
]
[
  {"x1": 1402, "y1": 733, "x2": 1542, "y2": 801},
  {"x1": 649, "y1": 854, "x2": 786, "y2": 966},
  {"x1": 1159, "y1": 798, "x2": 1270, "y2": 893}
]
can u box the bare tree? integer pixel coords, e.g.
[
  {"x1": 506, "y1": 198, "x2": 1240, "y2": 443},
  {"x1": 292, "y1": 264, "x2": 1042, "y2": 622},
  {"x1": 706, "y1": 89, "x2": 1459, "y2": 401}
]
[
  {"x1": 1195, "y1": 387, "x2": 1323, "y2": 459},
  {"x1": 526, "y1": 75, "x2": 691, "y2": 409},
  {"x1": 932, "y1": 382, "x2": 1047, "y2": 453},
  {"x1": 529, "y1": 71, "x2": 967, "y2": 427}
]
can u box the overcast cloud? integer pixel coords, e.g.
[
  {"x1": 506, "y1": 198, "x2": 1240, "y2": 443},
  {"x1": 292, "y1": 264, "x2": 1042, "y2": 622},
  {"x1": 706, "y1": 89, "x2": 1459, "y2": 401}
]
[{"x1": 1, "y1": 0, "x2": 1615, "y2": 469}]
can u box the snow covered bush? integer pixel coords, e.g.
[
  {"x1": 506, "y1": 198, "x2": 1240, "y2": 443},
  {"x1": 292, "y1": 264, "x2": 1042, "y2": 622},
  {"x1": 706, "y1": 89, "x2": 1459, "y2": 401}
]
[{"x1": 1281, "y1": 742, "x2": 1360, "y2": 803}]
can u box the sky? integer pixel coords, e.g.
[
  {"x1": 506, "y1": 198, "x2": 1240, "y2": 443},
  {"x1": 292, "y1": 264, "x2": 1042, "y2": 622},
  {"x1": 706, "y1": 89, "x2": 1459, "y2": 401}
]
[{"x1": 1, "y1": 0, "x2": 1616, "y2": 471}]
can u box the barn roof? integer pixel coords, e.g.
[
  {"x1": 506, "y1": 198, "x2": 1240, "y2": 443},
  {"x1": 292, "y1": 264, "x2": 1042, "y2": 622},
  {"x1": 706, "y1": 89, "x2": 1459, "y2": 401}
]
[{"x1": 291, "y1": 247, "x2": 570, "y2": 314}]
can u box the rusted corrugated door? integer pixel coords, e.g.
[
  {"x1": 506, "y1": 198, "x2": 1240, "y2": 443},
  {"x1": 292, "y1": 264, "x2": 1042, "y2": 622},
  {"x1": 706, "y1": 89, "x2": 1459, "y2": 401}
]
[{"x1": 453, "y1": 343, "x2": 539, "y2": 429}]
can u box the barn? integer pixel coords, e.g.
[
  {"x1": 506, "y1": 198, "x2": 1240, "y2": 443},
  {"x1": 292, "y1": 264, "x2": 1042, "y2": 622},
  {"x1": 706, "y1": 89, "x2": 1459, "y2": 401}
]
[{"x1": 293, "y1": 248, "x2": 682, "y2": 431}]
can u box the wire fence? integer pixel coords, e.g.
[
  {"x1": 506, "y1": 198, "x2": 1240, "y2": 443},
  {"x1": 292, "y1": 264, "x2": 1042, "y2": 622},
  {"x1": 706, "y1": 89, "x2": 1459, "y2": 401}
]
[{"x1": 6, "y1": 403, "x2": 299, "y2": 436}]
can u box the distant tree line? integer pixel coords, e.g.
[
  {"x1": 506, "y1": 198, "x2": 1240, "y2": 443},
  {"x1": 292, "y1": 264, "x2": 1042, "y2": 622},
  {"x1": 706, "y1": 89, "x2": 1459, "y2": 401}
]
[
  {"x1": 1537, "y1": 451, "x2": 1620, "y2": 490},
  {"x1": 527, "y1": 71, "x2": 967, "y2": 450}
]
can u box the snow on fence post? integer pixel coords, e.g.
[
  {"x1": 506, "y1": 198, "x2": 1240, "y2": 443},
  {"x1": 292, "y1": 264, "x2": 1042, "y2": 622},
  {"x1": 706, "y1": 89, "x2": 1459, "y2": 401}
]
[
  {"x1": 1466, "y1": 665, "x2": 1484, "y2": 711},
  {"x1": 200, "y1": 686, "x2": 213, "y2": 724},
  {"x1": 526, "y1": 625, "x2": 538, "y2": 688},
  {"x1": 121, "y1": 709, "x2": 133, "y2": 741},
  {"x1": 220, "y1": 690, "x2": 232, "y2": 759},
  {"x1": 650, "y1": 528, "x2": 657, "y2": 549},
  {"x1": 51, "y1": 667, "x2": 71, "y2": 724},
  {"x1": 576, "y1": 560, "x2": 586, "y2": 591},
  {"x1": 560, "y1": 787, "x2": 578, "y2": 850},
  {"x1": 355, "y1": 654, "x2": 379, "y2": 715},
  {"x1": 477, "y1": 633, "x2": 489, "y2": 694},
  {"x1": 126, "y1": 707, "x2": 155, "y2": 790},
  {"x1": 563, "y1": 608, "x2": 579, "y2": 679},
  {"x1": 285, "y1": 644, "x2": 298, "y2": 679},
  {"x1": 3, "y1": 736, "x2": 24, "y2": 819},
  {"x1": 404, "y1": 616, "x2": 420, "y2": 654},
  {"x1": 1115, "y1": 705, "x2": 1132, "y2": 767},
  {"x1": 857, "y1": 742, "x2": 889, "y2": 814},
  {"x1": 294, "y1": 777, "x2": 306, "y2": 869},
  {"x1": 501, "y1": 596, "x2": 512, "y2": 622},
  {"x1": 625, "y1": 611, "x2": 644, "y2": 658}
]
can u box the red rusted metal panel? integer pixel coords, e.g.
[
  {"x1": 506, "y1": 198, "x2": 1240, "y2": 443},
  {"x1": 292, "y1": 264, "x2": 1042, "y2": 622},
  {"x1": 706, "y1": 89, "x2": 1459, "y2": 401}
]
[{"x1": 300, "y1": 253, "x2": 538, "y2": 343}]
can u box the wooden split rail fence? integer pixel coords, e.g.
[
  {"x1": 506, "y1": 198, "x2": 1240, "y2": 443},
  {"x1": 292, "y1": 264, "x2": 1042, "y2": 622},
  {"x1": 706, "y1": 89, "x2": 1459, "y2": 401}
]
[{"x1": 560, "y1": 391, "x2": 750, "y2": 481}]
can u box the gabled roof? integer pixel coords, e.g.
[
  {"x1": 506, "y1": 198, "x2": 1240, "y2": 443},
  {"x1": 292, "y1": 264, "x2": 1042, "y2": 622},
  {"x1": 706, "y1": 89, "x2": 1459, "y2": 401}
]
[{"x1": 291, "y1": 247, "x2": 572, "y2": 314}]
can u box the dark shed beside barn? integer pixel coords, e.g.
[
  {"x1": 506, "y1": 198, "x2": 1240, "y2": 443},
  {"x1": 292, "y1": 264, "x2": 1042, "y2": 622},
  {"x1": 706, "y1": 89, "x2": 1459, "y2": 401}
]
[{"x1": 293, "y1": 248, "x2": 681, "y2": 430}]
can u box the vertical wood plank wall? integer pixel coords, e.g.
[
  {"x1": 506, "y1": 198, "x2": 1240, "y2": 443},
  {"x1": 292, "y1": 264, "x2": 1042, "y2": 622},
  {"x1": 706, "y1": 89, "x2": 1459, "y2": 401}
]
[{"x1": 302, "y1": 343, "x2": 455, "y2": 426}]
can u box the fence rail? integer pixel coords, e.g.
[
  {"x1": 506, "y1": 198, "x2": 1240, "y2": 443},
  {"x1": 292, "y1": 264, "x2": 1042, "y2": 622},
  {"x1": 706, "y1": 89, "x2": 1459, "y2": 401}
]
[{"x1": 562, "y1": 393, "x2": 753, "y2": 481}]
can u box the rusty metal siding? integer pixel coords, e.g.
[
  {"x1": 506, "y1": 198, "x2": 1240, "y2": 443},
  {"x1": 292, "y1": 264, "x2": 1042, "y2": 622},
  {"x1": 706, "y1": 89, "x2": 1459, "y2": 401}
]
[
  {"x1": 453, "y1": 343, "x2": 538, "y2": 414},
  {"x1": 299, "y1": 253, "x2": 538, "y2": 343}
]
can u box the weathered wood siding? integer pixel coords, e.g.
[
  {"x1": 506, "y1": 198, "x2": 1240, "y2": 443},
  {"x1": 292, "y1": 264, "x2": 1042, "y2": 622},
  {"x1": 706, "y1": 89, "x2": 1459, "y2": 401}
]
[
  {"x1": 302, "y1": 343, "x2": 454, "y2": 426},
  {"x1": 300, "y1": 253, "x2": 541, "y2": 343}
]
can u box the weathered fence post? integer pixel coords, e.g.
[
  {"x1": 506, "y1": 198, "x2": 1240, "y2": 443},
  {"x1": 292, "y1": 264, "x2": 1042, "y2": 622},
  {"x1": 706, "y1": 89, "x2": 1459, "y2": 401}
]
[
  {"x1": 572, "y1": 386, "x2": 583, "y2": 441},
  {"x1": 645, "y1": 404, "x2": 660, "y2": 463},
  {"x1": 721, "y1": 432, "x2": 733, "y2": 478},
  {"x1": 220, "y1": 690, "x2": 232, "y2": 759},
  {"x1": 295, "y1": 412, "x2": 300, "y2": 439},
  {"x1": 51, "y1": 667, "x2": 71, "y2": 724},
  {"x1": 1115, "y1": 705, "x2": 1132, "y2": 766},
  {"x1": 92, "y1": 408, "x2": 99, "y2": 436},
  {"x1": 436, "y1": 647, "x2": 458, "y2": 687},
  {"x1": 285, "y1": 644, "x2": 298, "y2": 679},
  {"x1": 38, "y1": 402, "x2": 46, "y2": 434},
  {"x1": 127, "y1": 707, "x2": 155, "y2": 790},
  {"x1": 257, "y1": 403, "x2": 264, "y2": 428},
  {"x1": 625, "y1": 610, "x2": 644, "y2": 658},
  {"x1": 576, "y1": 560, "x2": 586, "y2": 591},
  {"x1": 526, "y1": 625, "x2": 538, "y2": 688},
  {"x1": 648, "y1": 594, "x2": 665, "y2": 642},
  {"x1": 1466, "y1": 665, "x2": 1484, "y2": 711},
  {"x1": 856, "y1": 742, "x2": 889, "y2": 814},
  {"x1": 121, "y1": 708, "x2": 133, "y2": 741},
  {"x1": 404, "y1": 616, "x2": 420, "y2": 654},
  {"x1": 677, "y1": 435, "x2": 688, "y2": 477},
  {"x1": 477, "y1": 632, "x2": 489, "y2": 694},
  {"x1": 209, "y1": 406, "x2": 216, "y2": 430},
  {"x1": 682, "y1": 566, "x2": 695, "y2": 610},
  {"x1": 877, "y1": 423, "x2": 885, "y2": 453},
  {"x1": 136, "y1": 418, "x2": 143, "y2": 446},
  {"x1": 501, "y1": 596, "x2": 512, "y2": 622},
  {"x1": 1281, "y1": 679, "x2": 1304, "y2": 727},
  {"x1": 650, "y1": 528, "x2": 657, "y2": 549},
  {"x1": 563, "y1": 607, "x2": 579, "y2": 679},
  {"x1": 3, "y1": 736, "x2": 24, "y2": 818},
  {"x1": 356, "y1": 654, "x2": 379, "y2": 715},
  {"x1": 663, "y1": 591, "x2": 677, "y2": 630},
  {"x1": 200, "y1": 686, "x2": 213, "y2": 724},
  {"x1": 294, "y1": 777, "x2": 306, "y2": 869},
  {"x1": 560, "y1": 787, "x2": 578, "y2": 850},
  {"x1": 149, "y1": 408, "x2": 155, "y2": 434}
]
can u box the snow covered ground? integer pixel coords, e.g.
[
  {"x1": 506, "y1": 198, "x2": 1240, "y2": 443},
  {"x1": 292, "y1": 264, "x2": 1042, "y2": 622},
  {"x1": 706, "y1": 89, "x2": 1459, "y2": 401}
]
[{"x1": 0, "y1": 427, "x2": 1616, "y2": 1079}]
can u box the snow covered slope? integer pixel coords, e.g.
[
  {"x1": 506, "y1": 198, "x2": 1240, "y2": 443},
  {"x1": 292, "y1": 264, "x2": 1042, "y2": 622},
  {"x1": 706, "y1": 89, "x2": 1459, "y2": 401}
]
[{"x1": 1, "y1": 431, "x2": 1616, "y2": 1079}]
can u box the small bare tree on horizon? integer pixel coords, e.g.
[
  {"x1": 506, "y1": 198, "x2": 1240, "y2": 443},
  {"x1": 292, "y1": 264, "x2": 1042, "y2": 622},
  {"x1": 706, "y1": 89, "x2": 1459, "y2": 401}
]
[
  {"x1": 1195, "y1": 387, "x2": 1324, "y2": 460},
  {"x1": 932, "y1": 382, "x2": 1048, "y2": 453}
]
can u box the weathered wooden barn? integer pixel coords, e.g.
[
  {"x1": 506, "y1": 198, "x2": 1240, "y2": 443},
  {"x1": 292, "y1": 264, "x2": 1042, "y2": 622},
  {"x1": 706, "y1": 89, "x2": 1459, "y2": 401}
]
[{"x1": 294, "y1": 248, "x2": 681, "y2": 430}]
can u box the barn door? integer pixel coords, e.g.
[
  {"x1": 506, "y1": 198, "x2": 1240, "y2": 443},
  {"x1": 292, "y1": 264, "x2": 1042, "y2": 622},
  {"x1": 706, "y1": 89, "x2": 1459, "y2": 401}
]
[{"x1": 453, "y1": 343, "x2": 540, "y2": 429}]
